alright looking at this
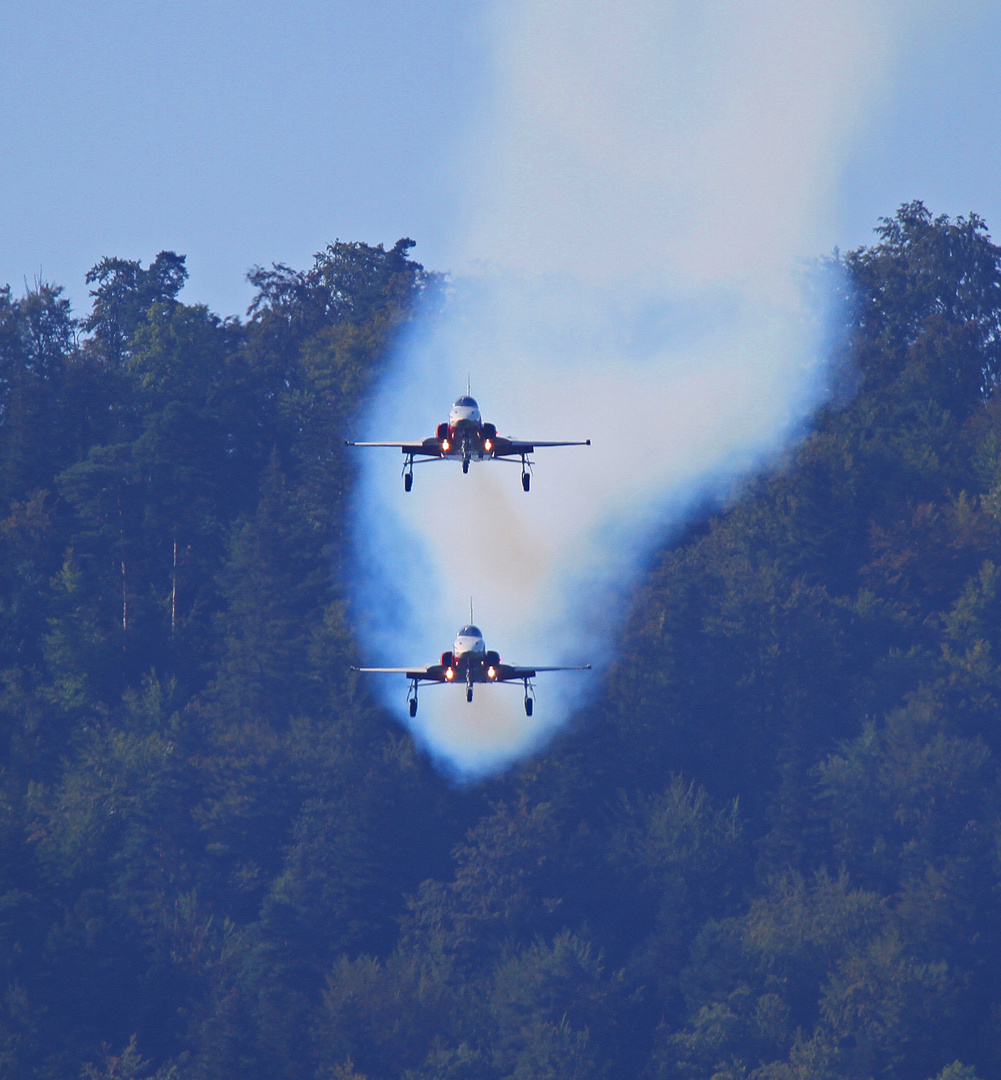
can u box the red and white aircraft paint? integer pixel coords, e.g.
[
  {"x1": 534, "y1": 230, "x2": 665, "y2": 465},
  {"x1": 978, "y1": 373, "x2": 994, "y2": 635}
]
[
  {"x1": 346, "y1": 393, "x2": 590, "y2": 491},
  {"x1": 352, "y1": 622, "x2": 590, "y2": 717}
]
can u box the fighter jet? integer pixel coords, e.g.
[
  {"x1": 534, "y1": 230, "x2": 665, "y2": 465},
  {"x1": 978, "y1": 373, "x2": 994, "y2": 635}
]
[
  {"x1": 352, "y1": 622, "x2": 590, "y2": 717},
  {"x1": 345, "y1": 393, "x2": 590, "y2": 491}
]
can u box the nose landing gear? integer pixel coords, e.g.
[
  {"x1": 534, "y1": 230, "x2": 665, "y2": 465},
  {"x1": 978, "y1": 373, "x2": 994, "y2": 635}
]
[
  {"x1": 407, "y1": 679, "x2": 419, "y2": 717},
  {"x1": 403, "y1": 455, "x2": 414, "y2": 492},
  {"x1": 523, "y1": 678, "x2": 535, "y2": 716}
]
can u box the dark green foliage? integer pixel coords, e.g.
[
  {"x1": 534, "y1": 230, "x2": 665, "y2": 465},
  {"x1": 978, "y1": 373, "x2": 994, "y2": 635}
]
[
  {"x1": 3, "y1": 206, "x2": 1001, "y2": 1078},
  {"x1": 85, "y1": 251, "x2": 188, "y2": 366}
]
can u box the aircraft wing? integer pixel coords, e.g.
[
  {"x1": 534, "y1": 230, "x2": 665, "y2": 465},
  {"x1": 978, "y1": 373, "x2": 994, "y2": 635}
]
[
  {"x1": 490, "y1": 437, "x2": 591, "y2": 457},
  {"x1": 494, "y1": 663, "x2": 591, "y2": 680},
  {"x1": 351, "y1": 665, "x2": 447, "y2": 682},
  {"x1": 344, "y1": 438, "x2": 443, "y2": 457}
]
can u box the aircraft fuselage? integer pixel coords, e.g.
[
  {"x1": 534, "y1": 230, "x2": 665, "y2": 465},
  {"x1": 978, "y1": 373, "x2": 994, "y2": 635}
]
[
  {"x1": 436, "y1": 397, "x2": 498, "y2": 463},
  {"x1": 439, "y1": 625, "x2": 503, "y2": 684},
  {"x1": 345, "y1": 393, "x2": 588, "y2": 491},
  {"x1": 352, "y1": 621, "x2": 589, "y2": 715}
]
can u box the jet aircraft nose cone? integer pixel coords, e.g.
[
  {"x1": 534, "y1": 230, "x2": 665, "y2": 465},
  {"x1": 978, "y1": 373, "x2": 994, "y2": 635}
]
[
  {"x1": 453, "y1": 625, "x2": 486, "y2": 656},
  {"x1": 450, "y1": 396, "x2": 482, "y2": 427}
]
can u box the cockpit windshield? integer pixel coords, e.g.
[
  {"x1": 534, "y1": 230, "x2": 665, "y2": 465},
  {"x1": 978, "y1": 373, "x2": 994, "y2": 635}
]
[
  {"x1": 458, "y1": 625, "x2": 482, "y2": 638},
  {"x1": 454, "y1": 396, "x2": 478, "y2": 408}
]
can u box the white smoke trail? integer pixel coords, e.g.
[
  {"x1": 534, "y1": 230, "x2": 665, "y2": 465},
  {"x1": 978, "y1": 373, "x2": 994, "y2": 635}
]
[{"x1": 350, "y1": 0, "x2": 902, "y2": 778}]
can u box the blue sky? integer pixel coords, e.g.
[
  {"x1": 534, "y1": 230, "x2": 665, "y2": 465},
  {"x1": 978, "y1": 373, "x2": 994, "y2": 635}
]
[
  {"x1": 1, "y1": 1, "x2": 999, "y2": 320},
  {"x1": 0, "y1": 0, "x2": 489, "y2": 316},
  {"x1": 835, "y1": 2, "x2": 1001, "y2": 252}
]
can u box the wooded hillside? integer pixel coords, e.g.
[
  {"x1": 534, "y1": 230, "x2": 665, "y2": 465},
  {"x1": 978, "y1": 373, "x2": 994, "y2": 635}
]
[{"x1": 1, "y1": 205, "x2": 1000, "y2": 1079}]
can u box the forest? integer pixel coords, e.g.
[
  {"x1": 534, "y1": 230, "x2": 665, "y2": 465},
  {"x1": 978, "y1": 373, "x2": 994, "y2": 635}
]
[{"x1": 1, "y1": 202, "x2": 1001, "y2": 1079}]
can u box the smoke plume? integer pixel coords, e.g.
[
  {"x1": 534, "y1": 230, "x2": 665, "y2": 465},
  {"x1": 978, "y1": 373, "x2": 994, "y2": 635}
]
[{"x1": 350, "y1": 0, "x2": 899, "y2": 778}]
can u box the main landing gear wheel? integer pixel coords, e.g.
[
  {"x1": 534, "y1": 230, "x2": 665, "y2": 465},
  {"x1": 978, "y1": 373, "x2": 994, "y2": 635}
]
[
  {"x1": 522, "y1": 473, "x2": 531, "y2": 492},
  {"x1": 524, "y1": 697, "x2": 533, "y2": 716},
  {"x1": 466, "y1": 686, "x2": 473, "y2": 703},
  {"x1": 409, "y1": 698, "x2": 418, "y2": 717},
  {"x1": 404, "y1": 472, "x2": 413, "y2": 492},
  {"x1": 462, "y1": 460, "x2": 469, "y2": 474}
]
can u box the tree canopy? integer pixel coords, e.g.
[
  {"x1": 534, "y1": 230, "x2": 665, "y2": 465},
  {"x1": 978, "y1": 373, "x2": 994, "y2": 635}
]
[{"x1": 0, "y1": 209, "x2": 999, "y2": 1078}]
